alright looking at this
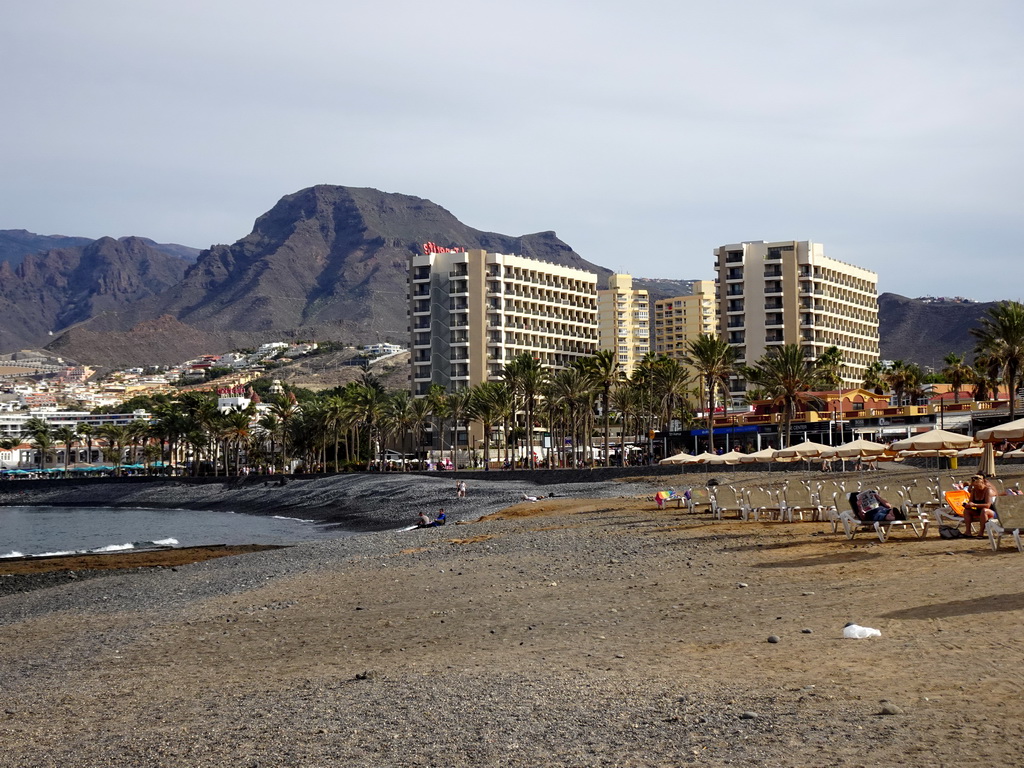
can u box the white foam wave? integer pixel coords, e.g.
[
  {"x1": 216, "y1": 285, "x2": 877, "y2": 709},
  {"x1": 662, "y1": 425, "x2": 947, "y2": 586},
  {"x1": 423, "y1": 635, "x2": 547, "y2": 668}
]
[
  {"x1": 35, "y1": 550, "x2": 75, "y2": 558},
  {"x1": 151, "y1": 538, "x2": 179, "y2": 547},
  {"x1": 1, "y1": 551, "x2": 24, "y2": 559},
  {"x1": 90, "y1": 543, "x2": 135, "y2": 553},
  {"x1": 272, "y1": 515, "x2": 315, "y2": 523}
]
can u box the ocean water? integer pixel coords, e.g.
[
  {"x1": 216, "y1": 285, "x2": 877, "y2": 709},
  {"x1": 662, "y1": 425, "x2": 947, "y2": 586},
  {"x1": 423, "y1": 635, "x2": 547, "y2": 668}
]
[{"x1": 0, "y1": 506, "x2": 346, "y2": 559}]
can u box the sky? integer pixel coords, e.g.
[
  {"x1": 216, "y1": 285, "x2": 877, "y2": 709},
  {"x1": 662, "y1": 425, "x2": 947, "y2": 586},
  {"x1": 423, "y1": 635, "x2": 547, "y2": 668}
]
[{"x1": 2, "y1": 1, "x2": 1022, "y2": 301}]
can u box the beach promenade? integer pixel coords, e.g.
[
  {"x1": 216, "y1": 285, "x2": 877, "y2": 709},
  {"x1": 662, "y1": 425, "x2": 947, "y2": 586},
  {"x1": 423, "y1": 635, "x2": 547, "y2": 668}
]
[{"x1": 2, "y1": 468, "x2": 1023, "y2": 766}]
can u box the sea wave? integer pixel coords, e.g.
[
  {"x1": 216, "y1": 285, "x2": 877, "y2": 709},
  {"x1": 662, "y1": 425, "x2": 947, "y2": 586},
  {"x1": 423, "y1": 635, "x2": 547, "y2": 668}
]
[
  {"x1": 1, "y1": 538, "x2": 182, "y2": 560},
  {"x1": 272, "y1": 515, "x2": 315, "y2": 523}
]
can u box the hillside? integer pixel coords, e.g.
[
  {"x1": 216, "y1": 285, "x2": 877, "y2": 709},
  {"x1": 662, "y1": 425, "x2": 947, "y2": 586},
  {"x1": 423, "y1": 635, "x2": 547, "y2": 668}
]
[
  {"x1": 44, "y1": 185, "x2": 694, "y2": 365},
  {"x1": 0, "y1": 237, "x2": 190, "y2": 353},
  {"x1": 877, "y1": 293, "x2": 994, "y2": 366}
]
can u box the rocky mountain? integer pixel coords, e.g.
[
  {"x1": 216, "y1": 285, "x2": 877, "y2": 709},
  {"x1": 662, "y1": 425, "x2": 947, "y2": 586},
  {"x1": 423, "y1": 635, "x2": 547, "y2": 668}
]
[
  {"x1": 0, "y1": 237, "x2": 190, "y2": 353},
  {"x1": 44, "y1": 185, "x2": 694, "y2": 365},
  {"x1": 877, "y1": 293, "x2": 995, "y2": 367},
  {"x1": 0, "y1": 230, "x2": 96, "y2": 267},
  {"x1": 10, "y1": 186, "x2": 998, "y2": 369},
  {"x1": 0, "y1": 229, "x2": 199, "y2": 267}
]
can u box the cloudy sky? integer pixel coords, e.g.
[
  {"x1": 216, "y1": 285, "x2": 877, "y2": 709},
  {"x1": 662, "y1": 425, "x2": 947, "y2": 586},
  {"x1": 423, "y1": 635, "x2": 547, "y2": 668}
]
[{"x1": 2, "y1": 1, "x2": 1021, "y2": 300}]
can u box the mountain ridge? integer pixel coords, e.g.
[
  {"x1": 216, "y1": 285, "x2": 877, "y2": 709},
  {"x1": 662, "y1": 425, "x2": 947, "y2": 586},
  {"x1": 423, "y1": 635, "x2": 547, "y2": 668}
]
[{"x1": 0, "y1": 187, "x2": 1004, "y2": 369}]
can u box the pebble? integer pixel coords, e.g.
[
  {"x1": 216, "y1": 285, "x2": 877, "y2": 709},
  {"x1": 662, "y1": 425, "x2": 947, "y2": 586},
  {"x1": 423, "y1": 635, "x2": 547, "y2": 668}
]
[
  {"x1": 737, "y1": 582, "x2": 749, "y2": 588},
  {"x1": 767, "y1": 635, "x2": 780, "y2": 644},
  {"x1": 801, "y1": 628, "x2": 813, "y2": 634},
  {"x1": 879, "y1": 702, "x2": 903, "y2": 715},
  {"x1": 740, "y1": 711, "x2": 759, "y2": 719}
]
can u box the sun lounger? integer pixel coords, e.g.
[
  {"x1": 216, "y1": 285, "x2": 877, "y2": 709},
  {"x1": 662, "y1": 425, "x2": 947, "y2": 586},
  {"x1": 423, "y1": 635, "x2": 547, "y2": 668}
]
[
  {"x1": 744, "y1": 486, "x2": 787, "y2": 522},
  {"x1": 985, "y1": 495, "x2": 1024, "y2": 553},
  {"x1": 710, "y1": 485, "x2": 744, "y2": 519},
  {"x1": 835, "y1": 492, "x2": 929, "y2": 542}
]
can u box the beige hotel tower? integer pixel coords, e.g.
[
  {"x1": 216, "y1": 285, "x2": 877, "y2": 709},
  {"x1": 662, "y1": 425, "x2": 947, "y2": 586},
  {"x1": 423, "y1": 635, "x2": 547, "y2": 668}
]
[
  {"x1": 652, "y1": 280, "x2": 718, "y2": 362},
  {"x1": 597, "y1": 274, "x2": 650, "y2": 376},
  {"x1": 713, "y1": 240, "x2": 879, "y2": 400},
  {"x1": 409, "y1": 248, "x2": 598, "y2": 399}
]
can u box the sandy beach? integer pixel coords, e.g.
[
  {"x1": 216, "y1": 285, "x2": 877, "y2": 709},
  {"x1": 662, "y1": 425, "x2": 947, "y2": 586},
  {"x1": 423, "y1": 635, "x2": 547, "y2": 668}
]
[{"x1": 2, "y1": 466, "x2": 1023, "y2": 767}]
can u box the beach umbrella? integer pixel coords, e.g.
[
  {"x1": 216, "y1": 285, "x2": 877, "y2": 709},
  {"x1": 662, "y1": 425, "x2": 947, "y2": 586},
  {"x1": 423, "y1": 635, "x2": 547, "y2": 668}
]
[
  {"x1": 890, "y1": 429, "x2": 974, "y2": 452},
  {"x1": 705, "y1": 450, "x2": 746, "y2": 466},
  {"x1": 976, "y1": 417, "x2": 1024, "y2": 443},
  {"x1": 821, "y1": 438, "x2": 889, "y2": 459},
  {"x1": 898, "y1": 449, "x2": 959, "y2": 458},
  {"x1": 690, "y1": 451, "x2": 721, "y2": 464},
  {"x1": 978, "y1": 441, "x2": 998, "y2": 477},
  {"x1": 773, "y1": 439, "x2": 832, "y2": 459},
  {"x1": 659, "y1": 452, "x2": 695, "y2": 465},
  {"x1": 957, "y1": 446, "x2": 986, "y2": 458},
  {"x1": 1003, "y1": 448, "x2": 1024, "y2": 459},
  {"x1": 739, "y1": 447, "x2": 778, "y2": 463}
]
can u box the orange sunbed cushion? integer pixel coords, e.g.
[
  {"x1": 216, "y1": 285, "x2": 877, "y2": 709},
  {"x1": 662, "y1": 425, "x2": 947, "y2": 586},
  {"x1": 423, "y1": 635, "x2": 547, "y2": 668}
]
[{"x1": 944, "y1": 490, "x2": 968, "y2": 516}]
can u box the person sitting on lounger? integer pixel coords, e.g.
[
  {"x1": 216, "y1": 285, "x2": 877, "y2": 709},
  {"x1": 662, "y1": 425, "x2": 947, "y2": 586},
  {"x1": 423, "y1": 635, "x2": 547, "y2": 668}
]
[
  {"x1": 854, "y1": 489, "x2": 899, "y2": 523},
  {"x1": 963, "y1": 474, "x2": 997, "y2": 537}
]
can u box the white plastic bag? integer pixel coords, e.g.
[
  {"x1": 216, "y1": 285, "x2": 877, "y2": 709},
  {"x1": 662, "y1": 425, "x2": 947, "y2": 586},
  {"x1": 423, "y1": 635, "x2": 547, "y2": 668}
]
[{"x1": 843, "y1": 623, "x2": 881, "y2": 639}]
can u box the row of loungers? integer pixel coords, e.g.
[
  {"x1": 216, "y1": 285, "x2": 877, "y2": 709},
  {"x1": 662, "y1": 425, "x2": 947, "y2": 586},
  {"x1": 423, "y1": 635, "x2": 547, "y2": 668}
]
[{"x1": 684, "y1": 480, "x2": 1024, "y2": 549}]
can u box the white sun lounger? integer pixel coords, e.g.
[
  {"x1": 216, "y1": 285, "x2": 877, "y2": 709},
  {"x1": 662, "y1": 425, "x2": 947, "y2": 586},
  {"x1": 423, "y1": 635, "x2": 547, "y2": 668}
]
[{"x1": 986, "y1": 495, "x2": 1024, "y2": 553}]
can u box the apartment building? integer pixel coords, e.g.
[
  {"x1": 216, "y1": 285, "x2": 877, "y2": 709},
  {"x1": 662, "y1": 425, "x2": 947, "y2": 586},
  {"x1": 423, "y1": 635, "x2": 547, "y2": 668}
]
[
  {"x1": 597, "y1": 274, "x2": 650, "y2": 376},
  {"x1": 713, "y1": 240, "x2": 879, "y2": 399},
  {"x1": 408, "y1": 248, "x2": 598, "y2": 398},
  {"x1": 652, "y1": 280, "x2": 718, "y2": 362}
]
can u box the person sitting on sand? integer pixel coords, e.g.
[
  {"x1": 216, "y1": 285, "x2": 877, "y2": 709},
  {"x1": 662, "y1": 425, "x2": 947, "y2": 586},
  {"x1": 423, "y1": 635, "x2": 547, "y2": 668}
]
[
  {"x1": 962, "y1": 474, "x2": 997, "y2": 537},
  {"x1": 431, "y1": 509, "x2": 447, "y2": 526},
  {"x1": 417, "y1": 511, "x2": 433, "y2": 528}
]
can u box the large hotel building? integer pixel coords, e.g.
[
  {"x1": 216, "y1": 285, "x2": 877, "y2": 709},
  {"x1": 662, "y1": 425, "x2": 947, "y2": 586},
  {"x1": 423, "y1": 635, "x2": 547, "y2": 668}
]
[
  {"x1": 713, "y1": 240, "x2": 879, "y2": 399},
  {"x1": 408, "y1": 248, "x2": 598, "y2": 397},
  {"x1": 597, "y1": 274, "x2": 650, "y2": 376},
  {"x1": 652, "y1": 280, "x2": 718, "y2": 363}
]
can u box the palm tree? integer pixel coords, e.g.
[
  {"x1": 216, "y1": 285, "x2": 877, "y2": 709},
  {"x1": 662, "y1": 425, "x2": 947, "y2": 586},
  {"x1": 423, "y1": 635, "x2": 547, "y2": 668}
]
[
  {"x1": 503, "y1": 353, "x2": 547, "y2": 468},
  {"x1": 269, "y1": 396, "x2": 299, "y2": 472},
  {"x1": 941, "y1": 352, "x2": 973, "y2": 404},
  {"x1": 353, "y1": 376, "x2": 388, "y2": 470},
  {"x1": 742, "y1": 344, "x2": 830, "y2": 449},
  {"x1": 882, "y1": 360, "x2": 922, "y2": 406},
  {"x1": 583, "y1": 349, "x2": 622, "y2": 467},
  {"x1": 545, "y1": 368, "x2": 589, "y2": 467},
  {"x1": 445, "y1": 388, "x2": 476, "y2": 471},
  {"x1": 682, "y1": 334, "x2": 738, "y2": 454},
  {"x1": 30, "y1": 430, "x2": 55, "y2": 472},
  {"x1": 76, "y1": 423, "x2": 96, "y2": 465},
  {"x1": 256, "y1": 412, "x2": 281, "y2": 472},
  {"x1": 409, "y1": 395, "x2": 433, "y2": 468},
  {"x1": 862, "y1": 361, "x2": 887, "y2": 395},
  {"x1": 427, "y1": 384, "x2": 451, "y2": 468},
  {"x1": 971, "y1": 300, "x2": 1024, "y2": 420},
  {"x1": 53, "y1": 425, "x2": 78, "y2": 475},
  {"x1": 223, "y1": 410, "x2": 252, "y2": 475},
  {"x1": 96, "y1": 424, "x2": 130, "y2": 475}
]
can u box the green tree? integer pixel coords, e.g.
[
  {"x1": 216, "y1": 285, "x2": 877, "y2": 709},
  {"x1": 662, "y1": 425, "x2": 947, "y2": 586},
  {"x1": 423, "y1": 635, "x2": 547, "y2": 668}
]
[
  {"x1": 682, "y1": 334, "x2": 738, "y2": 453},
  {"x1": 971, "y1": 300, "x2": 1024, "y2": 420},
  {"x1": 742, "y1": 344, "x2": 830, "y2": 448},
  {"x1": 53, "y1": 425, "x2": 78, "y2": 475},
  {"x1": 937, "y1": 352, "x2": 970, "y2": 405},
  {"x1": 583, "y1": 349, "x2": 622, "y2": 467}
]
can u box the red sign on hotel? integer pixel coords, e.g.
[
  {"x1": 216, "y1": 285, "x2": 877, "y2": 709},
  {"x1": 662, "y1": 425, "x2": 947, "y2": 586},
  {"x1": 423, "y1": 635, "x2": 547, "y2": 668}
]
[{"x1": 422, "y1": 242, "x2": 466, "y2": 254}]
